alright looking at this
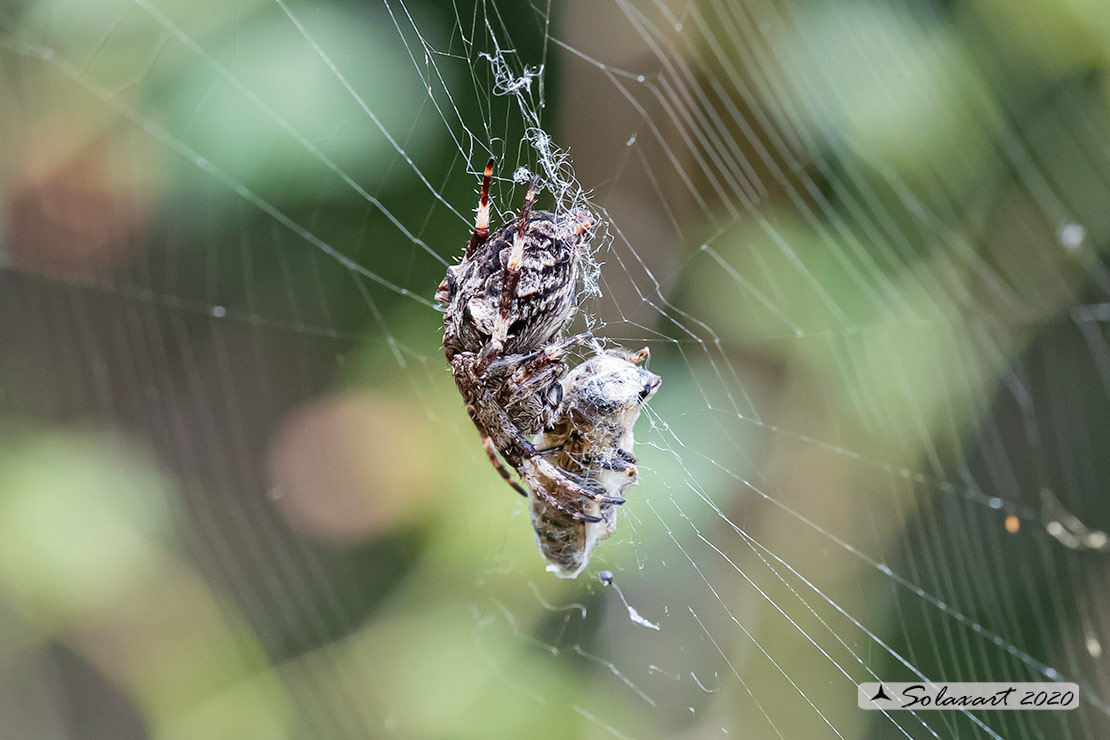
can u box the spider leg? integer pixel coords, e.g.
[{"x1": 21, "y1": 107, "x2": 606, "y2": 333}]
[
  {"x1": 475, "y1": 402, "x2": 621, "y2": 515},
  {"x1": 524, "y1": 463, "x2": 605, "y2": 523},
  {"x1": 487, "y1": 333, "x2": 590, "y2": 406},
  {"x1": 527, "y1": 456, "x2": 627, "y2": 506},
  {"x1": 485, "y1": 332, "x2": 590, "y2": 378},
  {"x1": 506, "y1": 353, "x2": 568, "y2": 405},
  {"x1": 534, "y1": 485, "x2": 604, "y2": 524},
  {"x1": 464, "y1": 158, "x2": 495, "y2": 260},
  {"x1": 473, "y1": 180, "x2": 540, "y2": 374},
  {"x1": 486, "y1": 177, "x2": 538, "y2": 358},
  {"x1": 461, "y1": 399, "x2": 529, "y2": 498},
  {"x1": 482, "y1": 435, "x2": 529, "y2": 498}
]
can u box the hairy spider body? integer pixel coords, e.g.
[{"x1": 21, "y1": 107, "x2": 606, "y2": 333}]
[
  {"x1": 527, "y1": 348, "x2": 661, "y2": 578},
  {"x1": 439, "y1": 209, "x2": 589, "y2": 362},
  {"x1": 438, "y1": 160, "x2": 606, "y2": 519},
  {"x1": 449, "y1": 340, "x2": 583, "y2": 466}
]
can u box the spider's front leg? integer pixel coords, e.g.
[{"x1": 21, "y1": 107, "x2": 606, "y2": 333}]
[
  {"x1": 493, "y1": 333, "x2": 591, "y2": 407},
  {"x1": 526, "y1": 456, "x2": 627, "y2": 507},
  {"x1": 509, "y1": 333, "x2": 591, "y2": 381},
  {"x1": 526, "y1": 472, "x2": 606, "y2": 524},
  {"x1": 523, "y1": 456, "x2": 630, "y2": 523}
]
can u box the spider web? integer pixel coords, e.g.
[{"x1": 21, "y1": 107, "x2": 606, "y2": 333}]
[{"x1": 1, "y1": 0, "x2": 1109, "y2": 738}]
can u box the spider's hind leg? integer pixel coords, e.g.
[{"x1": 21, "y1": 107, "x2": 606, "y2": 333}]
[
  {"x1": 464, "y1": 158, "x2": 495, "y2": 259},
  {"x1": 440, "y1": 159, "x2": 496, "y2": 309},
  {"x1": 463, "y1": 400, "x2": 530, "y2": 498},
  {"x1": 482, "y1": 435, "x2": 529, "y2": 498}
]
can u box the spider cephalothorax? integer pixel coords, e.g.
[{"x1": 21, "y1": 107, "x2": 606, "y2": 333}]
[
  {"x1": 526, "y1": 348, "x2": 661, "y2": 577},
  {"x1": 438, "y1": 160, "x2": 617, "y2": 521}
]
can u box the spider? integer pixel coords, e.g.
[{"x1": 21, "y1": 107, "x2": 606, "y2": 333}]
[
  {"x1": 525, "y1": 347, "x2": 661, "y2": 577},
  {"x1": 437, "y1": 159, "x2": 621, "y2": 522}
]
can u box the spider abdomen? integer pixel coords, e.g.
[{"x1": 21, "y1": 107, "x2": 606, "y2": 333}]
[{"x1": 442, "y1": 209, "x2": 590, "y2": 356}]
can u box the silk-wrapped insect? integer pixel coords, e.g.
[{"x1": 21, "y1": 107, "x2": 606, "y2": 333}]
[{"x1": 525, "y1": 348, "x2": 661, "y2": 578}]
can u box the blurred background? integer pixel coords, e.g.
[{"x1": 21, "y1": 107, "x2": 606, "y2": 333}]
[{"x1": 2, "y1": 0, "x2": 1110, "y2": 737}]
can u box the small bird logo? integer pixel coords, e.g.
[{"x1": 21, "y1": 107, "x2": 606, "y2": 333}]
[{"x1": 870, "y1": 685, "x2": 892, "y2": 702}]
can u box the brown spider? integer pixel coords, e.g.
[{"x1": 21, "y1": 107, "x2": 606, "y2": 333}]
[
  {"x1": 437, "y1": 159, "x2": 620, "y2": 522},
  {"x1": 526, "y1": 347, "x2": 661, "y2": 577}
]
